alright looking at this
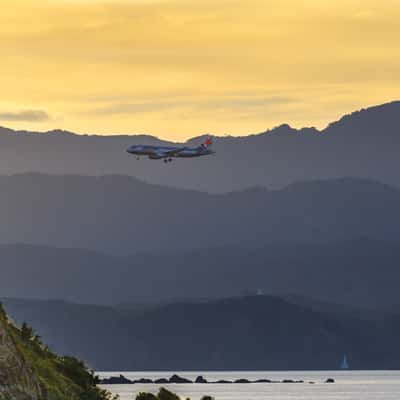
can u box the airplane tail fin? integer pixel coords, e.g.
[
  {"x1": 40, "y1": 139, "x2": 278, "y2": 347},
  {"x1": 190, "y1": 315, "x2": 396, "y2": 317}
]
[{"x1": 201, "y1": 137, "x2": 213, "y2": 149}]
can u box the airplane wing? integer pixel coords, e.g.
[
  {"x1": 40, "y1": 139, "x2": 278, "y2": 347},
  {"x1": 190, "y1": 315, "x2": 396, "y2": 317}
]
[
  {"x1": 164, "y1": 147, "x2": 187, "y2": 156},
  {"x1": 150, "y1": 147, "x2": 186, "y2": 159},
  {"x1": 156, "y1": 147, "x2": 186, "y2": 157}
]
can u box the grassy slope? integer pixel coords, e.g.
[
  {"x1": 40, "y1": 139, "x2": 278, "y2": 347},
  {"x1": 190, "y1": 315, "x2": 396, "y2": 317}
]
[{"x1": 0, "y1": 304, "x2": 116, "y2": 400}]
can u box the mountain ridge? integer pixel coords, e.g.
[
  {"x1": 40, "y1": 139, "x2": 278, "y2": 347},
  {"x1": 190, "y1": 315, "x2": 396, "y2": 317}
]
[
  {"x1": 0, "y1": 101, "x2": 399, "y2": 192},
  {"x1": 1, "y1": 237, "x2": 400, "y2": 307},
  {"x1": 1, "y1": 100, "x2": 399, "y2": 141},
  {"x1": 3, "y1": 294, "x2": 400, "y2": 370},
  {"x1": 0, "y1": 174, "x2": 399, "y2": 253}
]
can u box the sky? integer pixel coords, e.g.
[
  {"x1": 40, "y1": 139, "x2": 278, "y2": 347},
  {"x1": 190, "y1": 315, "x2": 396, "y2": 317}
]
[{"x1": 0, "y1": 0, "x2": 399, "y2": 140}]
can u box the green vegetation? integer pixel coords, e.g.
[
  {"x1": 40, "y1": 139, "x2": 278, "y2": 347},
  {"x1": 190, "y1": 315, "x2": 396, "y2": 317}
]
[
  {"x1": 0, "y1": 303, "x2": 118, "y2": 400},
  {"x1": 0, "y1": 304, "x2": 213, "y2": 400},
  {"x1": 136, "y1": 388, "x2": 214, "y2": 400}
]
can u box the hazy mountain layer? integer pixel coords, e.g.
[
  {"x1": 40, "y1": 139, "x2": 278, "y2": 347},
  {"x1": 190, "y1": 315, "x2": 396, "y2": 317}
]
[
  {"x1": 3, "y1": 296, "x2": 400, "y2": 371},
  {"x1": 0, "y1": 101, "x2": 399, "y2": 192},
  {"x1": 1, "y1": 238, "x2": 400, "y2": 307},
  {"x1": 0, "y1": 174, "x2": 399, "y2": 253}
]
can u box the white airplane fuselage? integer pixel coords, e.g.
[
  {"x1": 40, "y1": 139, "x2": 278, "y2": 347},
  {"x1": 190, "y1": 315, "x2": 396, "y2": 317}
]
[{"x1": 126, "y1": 142, "x2": 214, "y2": 161}]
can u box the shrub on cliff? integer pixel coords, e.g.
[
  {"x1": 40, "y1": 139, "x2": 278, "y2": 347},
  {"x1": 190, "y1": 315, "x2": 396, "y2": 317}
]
[{"x1": 0, "y1": 302, "x2": 117, "y2": 400}]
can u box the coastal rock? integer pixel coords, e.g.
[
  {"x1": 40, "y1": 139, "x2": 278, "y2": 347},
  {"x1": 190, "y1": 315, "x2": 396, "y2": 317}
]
[
  {"x1": 169, "y1": 374, "x2": 192, "y2": 384},
  {"x1": 154, "y1": 378, "x2": 169, "y2": 384},
  {"x1": 101, "y1": 374, "x2": 133, "y2": 384},
  {"x1": 234, "y1": 379, "x2": 250, "y2": 384},
  {"x1": 134, "y1": 378, "x2": 154, "y2": 384},
  {"x1": 195, "y1": 376, "x2": 208, "y2": 383},
  {"x1": 100, "y1": 374, "x2": 311, "y2": 385}
]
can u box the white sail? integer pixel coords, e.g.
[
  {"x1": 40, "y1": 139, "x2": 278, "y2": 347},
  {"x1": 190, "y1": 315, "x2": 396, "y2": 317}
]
[{"x1": 340, "y1": 355, "x2": 349, "y2": 369}]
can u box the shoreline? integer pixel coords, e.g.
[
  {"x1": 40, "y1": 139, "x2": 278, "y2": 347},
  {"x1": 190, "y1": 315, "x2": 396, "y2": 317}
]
[{"x1": 100, "y1": 373, "x2": 335, "y2": 385}]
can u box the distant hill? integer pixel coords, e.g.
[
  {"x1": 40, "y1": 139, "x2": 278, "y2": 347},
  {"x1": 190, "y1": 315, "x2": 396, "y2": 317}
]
[
  {"x1": 0, "y1": 174, "x2": 399, "y2": 253},
  {"x1": 0, "y1": 101, "x2": 399, "y2": 192},
  {"x1": 3, "y1": 295, "x2": 400, "y2": 371},
  {"x1": 2, "y1": 238, "x2": 400, "y2": 308}
]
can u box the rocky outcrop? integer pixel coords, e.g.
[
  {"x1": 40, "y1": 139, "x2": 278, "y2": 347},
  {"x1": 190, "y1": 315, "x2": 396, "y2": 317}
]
[
  {"x1": 0, "y1": 311, "x2": 45, "y2": 400},
  {"x1": 100, "y1": 373, "x2": 335, "y2": 385},
  {"x1": 168, "y1": 375, "x2": 192, "y2": 384},
  {"x1": 154, "y1": 379, "x2": 169, "y2": 384},
  {"x1": 234, "y1": 379, "x2": 250, "y2": 384},
  {"x1": 100, "y1": 374, "x2": 133, "y2": 385}
]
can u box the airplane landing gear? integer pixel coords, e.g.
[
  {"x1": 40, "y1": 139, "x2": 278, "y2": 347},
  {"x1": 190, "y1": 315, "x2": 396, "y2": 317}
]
[{"x1": 168, "y1": 158, "x2": 172, "y2": 162}]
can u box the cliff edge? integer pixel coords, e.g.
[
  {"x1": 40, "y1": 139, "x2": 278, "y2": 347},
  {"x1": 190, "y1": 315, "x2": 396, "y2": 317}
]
[{"x1": 0, "y1": 304, "x2": 115, "y2": 400}]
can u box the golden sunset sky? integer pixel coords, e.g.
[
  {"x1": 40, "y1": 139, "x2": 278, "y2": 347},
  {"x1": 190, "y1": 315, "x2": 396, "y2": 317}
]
[{"x1": 0, "y1": 0, "x2": 399, "y2": 140}]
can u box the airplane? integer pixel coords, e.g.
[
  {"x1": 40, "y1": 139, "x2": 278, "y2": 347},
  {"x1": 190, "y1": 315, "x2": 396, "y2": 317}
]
[{"x1": 126, "y1": 137, "x2": 215, "y2": 163}]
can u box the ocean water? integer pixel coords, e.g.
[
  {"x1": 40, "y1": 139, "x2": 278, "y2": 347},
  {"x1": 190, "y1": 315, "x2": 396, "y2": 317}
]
[{"x1": 98, "y1": 370, "x2": 400, "y2": 400}]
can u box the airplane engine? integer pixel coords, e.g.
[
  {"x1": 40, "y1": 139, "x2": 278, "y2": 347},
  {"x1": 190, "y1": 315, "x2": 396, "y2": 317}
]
[{"x1": 148, "y1": 154, "x2": 164, "y2": 159}]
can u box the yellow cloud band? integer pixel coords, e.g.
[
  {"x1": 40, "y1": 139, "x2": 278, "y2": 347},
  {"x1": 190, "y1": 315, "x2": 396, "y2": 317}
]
[{"x1": 0, "y1": 0, "x2": 399, "y2": 139}]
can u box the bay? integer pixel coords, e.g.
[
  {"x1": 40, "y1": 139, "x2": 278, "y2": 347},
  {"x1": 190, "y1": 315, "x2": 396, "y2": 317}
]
[{"x1": 98, "y1": 370, "x2": 400, "y2": 400}]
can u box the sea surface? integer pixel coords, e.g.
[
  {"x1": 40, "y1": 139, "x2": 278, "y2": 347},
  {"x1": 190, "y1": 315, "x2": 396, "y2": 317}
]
[{"x1": 98, "y1": 370, "x2": 400, "y2": 400}]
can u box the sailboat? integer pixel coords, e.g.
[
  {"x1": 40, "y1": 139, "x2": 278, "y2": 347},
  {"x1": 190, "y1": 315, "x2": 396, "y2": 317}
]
[{"x1": 340, "y1": 354, "x2": 349, "y2": 369}]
